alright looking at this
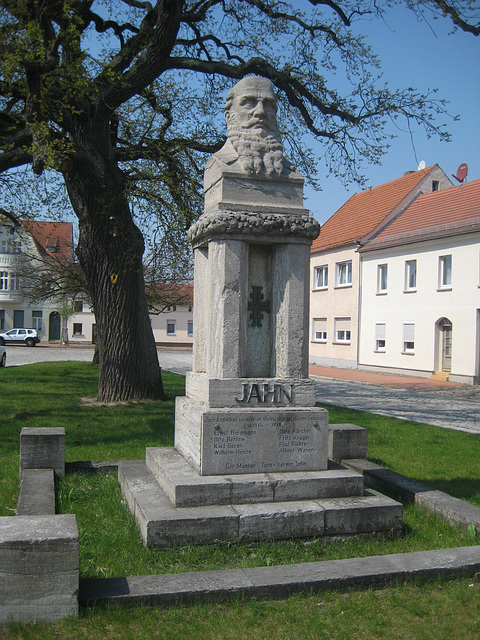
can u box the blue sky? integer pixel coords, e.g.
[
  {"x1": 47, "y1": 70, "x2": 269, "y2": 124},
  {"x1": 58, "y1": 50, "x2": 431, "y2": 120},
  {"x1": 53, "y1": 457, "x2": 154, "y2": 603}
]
[{"x1": 304, "y1": 5, "x2": 480, "y2": 224}]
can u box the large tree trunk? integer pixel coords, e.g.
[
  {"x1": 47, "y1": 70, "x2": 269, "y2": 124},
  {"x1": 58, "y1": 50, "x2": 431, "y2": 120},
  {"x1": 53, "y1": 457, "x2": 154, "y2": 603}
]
[{"x1": 64, "y1": 146, "x2": 164, "y2": 403}]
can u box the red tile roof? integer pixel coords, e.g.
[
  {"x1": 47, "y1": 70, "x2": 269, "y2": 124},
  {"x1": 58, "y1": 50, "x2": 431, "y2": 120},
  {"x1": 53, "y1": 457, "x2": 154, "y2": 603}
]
[
  {"x1": 23, "y1": 221, "x2": 74, "y2": 260},
  {"x1": 311, "y1": 166, "x2": 439, "y2": 253},
  {"x1": 363, "y1": 179, "x2": 480, "y2": 250}
]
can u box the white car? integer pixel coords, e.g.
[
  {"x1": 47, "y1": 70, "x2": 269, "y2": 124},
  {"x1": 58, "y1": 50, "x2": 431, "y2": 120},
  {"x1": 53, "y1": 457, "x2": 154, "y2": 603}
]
[
  {"x1": 0, "y1": 328, "x2": 40, "y2": 347},
  {"x1": 0, "y1": 345, "x2": 5, "y2": 367}
]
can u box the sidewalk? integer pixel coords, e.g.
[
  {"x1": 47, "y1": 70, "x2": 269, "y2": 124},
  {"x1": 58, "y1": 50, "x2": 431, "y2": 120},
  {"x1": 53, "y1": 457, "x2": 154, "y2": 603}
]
[{"x1": 309, "y1": 364, "x2": 462, "y2": 390}]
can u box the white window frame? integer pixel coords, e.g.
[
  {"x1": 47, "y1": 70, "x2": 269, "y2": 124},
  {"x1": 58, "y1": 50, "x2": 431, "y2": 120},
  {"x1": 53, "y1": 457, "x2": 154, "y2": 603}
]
[
  {"x1": 312, "y1": 317, "x2": 327, "y2": 343},
  {"x1": 438, "y1": 255, "x2": 452, "y2": 289},
  {"x1": 32, "y1": 311, "x2": 43, "y2": 332},
  {"x1": 9, "y1": 273, "x2": 20, "y2": 291},
  {"x1": 0, "y1": 271, "x2": 8, "y2": 290},
  {"x1": 377, "y1": 264, "x2": 388, "y2": 294},
  {"x1": 334, "y1": 317, "x2": 351, "y2": 344},
  {"x1": 405, "y1": 260, "x2": 417, "y2": 292},
  {"x1": 166, "y1": 320, "x2": 176, "y2": 336},
  {"x1": 335, "y1": 261, "x2": 352, "y2": 287},
  {"x1": 187, "y1": 320, "x2": 193, "y2": 337},
  {"x1": 402, "y1": 323, "x2": 415, "y2": 354},
  {"x1": 313, "y1": 265, "x2": 328, "y2": 290},
  {"x1": 375, "y1": 323, "x2": 386, "y2": 352}
]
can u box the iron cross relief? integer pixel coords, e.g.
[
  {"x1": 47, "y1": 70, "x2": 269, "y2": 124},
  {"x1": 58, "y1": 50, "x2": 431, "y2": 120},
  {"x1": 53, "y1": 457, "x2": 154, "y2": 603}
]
[{"x1": 248, "y1": 286, "x2": 271, "y2": 327}]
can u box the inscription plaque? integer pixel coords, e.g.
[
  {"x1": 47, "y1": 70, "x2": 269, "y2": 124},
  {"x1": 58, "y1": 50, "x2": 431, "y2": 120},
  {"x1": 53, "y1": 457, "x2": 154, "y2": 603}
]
[{"x1": 200, "y1": 408, "x2": 328, "y2": 475}]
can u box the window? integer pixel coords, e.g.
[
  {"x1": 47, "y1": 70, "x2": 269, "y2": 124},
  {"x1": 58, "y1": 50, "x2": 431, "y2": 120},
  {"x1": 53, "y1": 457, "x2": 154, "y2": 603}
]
[
  {"x1": 73, "y1": 323, "x2": 83, "y2": 335},
  {"x1": 188, "y1": 321, "x2": 193, "y2": 337},
  {"x1": 377, "y1": 264, "x2": 388, "y2": 294},
  {"x1": 375, "y1": 323, "x2": 386, "y2": 351},
  {"x1": 335, "y1": 261, "x2": 352, "y2": 287},
  {"x1": 0, "y1": 271, "x2": 8, "y2": 290},
  {"x1": 334, "y1": 317, "x2": 351, "y2": 343},
  {"x1": 402, "y1": 323, "x2": 415, "y2": 353},
  {"x1": 439, "y1": 255, "x2": 452, "y2": 288},
  {"x1": 32, "y1": 311, "x2": 43, "y2": 332},
  {"x1": 73, "y1": 300, "x2": 83, "y2": 313},
  {"x1": 405, "y1": 260, "x2": 417, "y2": 291},
  {"x1": 167, "y1": 320, "x2": 176, "y2": 335},
  {"x1": 166, "y1": 305, "x2": 177, "y2": 312},
  {"x1": 0, "y1": 310, "x2": 4, "y2": 330},
  {"x1": 432, "y1": 180, "x2": 439, "y2": 192},
  {"x1": 313, "y1": 265, "x2": 328, "y2": 289},
  {"x1": 10, "y1": 273, "x2": 20, "y2": 291},
  {"x1": 312, "y1": 318, "x2": 327, "y2": 342}
]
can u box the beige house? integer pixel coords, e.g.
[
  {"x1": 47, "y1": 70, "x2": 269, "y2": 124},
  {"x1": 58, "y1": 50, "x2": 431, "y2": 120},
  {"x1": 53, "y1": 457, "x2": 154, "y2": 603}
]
[
  {"x1": 309, "y1": 165, "x2": 453, "y2": 369},
  {"x1": 358, "y1": 179, "x2": 480, "y2": 384}
]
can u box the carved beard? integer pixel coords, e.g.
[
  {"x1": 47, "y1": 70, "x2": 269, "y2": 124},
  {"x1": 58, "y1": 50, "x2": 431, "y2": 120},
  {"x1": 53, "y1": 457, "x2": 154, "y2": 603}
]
[{"x1": 227, "y1": 123, "x2": 284, "y2": 176}]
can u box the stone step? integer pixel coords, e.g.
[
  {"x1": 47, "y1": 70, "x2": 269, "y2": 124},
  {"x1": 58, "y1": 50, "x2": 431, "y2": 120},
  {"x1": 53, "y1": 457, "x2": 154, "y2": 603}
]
[
  {"x1": 118, "y1": 460, "x2": 403, "y2": 548},
  {"x1": 146, "y1": 447, "x2": 365, "y2": 508},
  {"x1": 430, "y1": 371, "x2": 450, "y2": 381}
]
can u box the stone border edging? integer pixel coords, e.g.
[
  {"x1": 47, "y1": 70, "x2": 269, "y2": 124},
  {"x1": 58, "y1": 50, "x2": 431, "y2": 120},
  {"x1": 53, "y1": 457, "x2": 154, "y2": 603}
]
[
  {"x1": 79, "y1": 546, "x2": 480, "y2": 608},
  {"x1": 342, "y1": 459, "x2": 480, "y2": 536}
]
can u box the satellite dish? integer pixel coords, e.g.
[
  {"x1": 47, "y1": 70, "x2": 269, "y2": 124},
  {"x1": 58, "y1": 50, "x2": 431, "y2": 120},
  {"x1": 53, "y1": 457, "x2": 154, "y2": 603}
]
[
  {"x1": 417, "y1": 160, "x2": 425, "y2": 171},
  {"x1": 452, "y1": 163, "x2": 468, "y2": 183}
]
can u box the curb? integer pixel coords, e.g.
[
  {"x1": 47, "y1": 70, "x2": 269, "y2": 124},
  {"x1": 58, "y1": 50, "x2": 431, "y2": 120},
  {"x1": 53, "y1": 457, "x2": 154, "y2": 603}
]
[{"x1": 79, "y1": 546, "x2": 480, "y2": 608}]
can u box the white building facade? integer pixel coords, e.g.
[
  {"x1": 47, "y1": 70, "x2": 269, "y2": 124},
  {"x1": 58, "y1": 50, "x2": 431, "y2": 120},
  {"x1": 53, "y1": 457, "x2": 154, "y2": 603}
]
[{"x1": 358, "y1": 181, "x2": 480, "y2": 384}]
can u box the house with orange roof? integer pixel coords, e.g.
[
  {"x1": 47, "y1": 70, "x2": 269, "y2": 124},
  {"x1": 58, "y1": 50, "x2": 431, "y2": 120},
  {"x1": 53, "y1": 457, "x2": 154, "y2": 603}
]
[
  {"x1": 309, "y1": 165, "x2": 453, "y2": 369},
  {"x1": 358, "y1": 179, "x2": 480, "y2": 384}
]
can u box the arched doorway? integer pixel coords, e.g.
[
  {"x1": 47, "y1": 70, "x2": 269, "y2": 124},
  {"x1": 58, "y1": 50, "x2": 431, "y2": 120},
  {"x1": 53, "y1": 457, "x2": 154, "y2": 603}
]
[
  {"x1": 49, "y1": 311, "x2": 61, "y2": 341},
  {"x1": 436, "y1": 318, "x2": 452, "y2": 373}
]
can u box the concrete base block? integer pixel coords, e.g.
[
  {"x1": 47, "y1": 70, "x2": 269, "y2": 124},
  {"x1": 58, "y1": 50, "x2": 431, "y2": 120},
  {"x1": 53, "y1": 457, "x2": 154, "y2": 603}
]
[
  {"x1": 328, "y1": 424, "x2": 368, "y2": 461},
  {"x1": 16, "y1": 469, "x2": 55, "y2": 516},
  {"x1": 146, "y1": 447, "x2": 364, "y2": 508},
  {"x1": 0, "y1": 515, "x2": 79, "y2": 624},
  {"x1": 119, "y1": 460, "x2": 403, "y2": 548},
  {"x1": 175, "y1": 397, "x2": 329, "y2": 475},
  {"x1": 19, "y1": 427, "x2": 65, "y2": 476}
]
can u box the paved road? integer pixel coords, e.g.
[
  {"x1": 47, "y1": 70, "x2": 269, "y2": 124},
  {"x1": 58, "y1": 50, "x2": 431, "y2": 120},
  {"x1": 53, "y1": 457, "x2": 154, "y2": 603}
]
[{"x1": 4, "y1": 345, "x2": 479, "y2": 434}]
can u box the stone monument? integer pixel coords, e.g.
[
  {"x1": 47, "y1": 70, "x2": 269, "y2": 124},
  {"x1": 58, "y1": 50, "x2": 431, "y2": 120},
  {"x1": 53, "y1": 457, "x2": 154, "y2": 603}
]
[{"x1": 119, "y1": 77, "x2": 403, "y2": 547}]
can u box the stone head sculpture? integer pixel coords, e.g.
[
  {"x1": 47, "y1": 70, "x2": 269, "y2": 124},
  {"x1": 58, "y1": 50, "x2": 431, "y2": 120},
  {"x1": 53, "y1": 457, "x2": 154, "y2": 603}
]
[{"x1": 223, "y1": 76, "x2": 284, "y2": 176}]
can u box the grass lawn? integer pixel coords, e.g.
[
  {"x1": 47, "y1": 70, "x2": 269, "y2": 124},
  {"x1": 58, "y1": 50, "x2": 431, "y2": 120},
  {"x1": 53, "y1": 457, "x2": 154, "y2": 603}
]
[{"x1": 1, "y1": 361, "x2": 479, "y2": 639}]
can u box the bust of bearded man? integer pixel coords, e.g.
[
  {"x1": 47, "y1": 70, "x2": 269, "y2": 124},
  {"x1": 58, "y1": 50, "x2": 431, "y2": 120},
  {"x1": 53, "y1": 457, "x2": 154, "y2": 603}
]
[{"x1": 208, "y1": 76, "x2": 294, "y2": 178}]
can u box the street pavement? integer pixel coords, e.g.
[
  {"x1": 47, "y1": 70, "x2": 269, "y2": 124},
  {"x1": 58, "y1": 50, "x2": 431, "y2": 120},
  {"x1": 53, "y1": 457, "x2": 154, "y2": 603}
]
[{"x1": 4, "y1": 344, "x2": 479, "y2": 434}]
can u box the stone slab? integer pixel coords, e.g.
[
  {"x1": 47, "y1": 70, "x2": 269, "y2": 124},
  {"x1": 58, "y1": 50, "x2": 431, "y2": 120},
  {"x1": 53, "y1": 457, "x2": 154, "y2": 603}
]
[
  {"x1": 79, "y1": 545, "x2": 480, "y2": 608},
  {"x1": 16, "y1": 468, "x2": 55, "y2": 516},
  {"x1": 146, "y1": 447, "x2": 364, "y2": 508},
  {"x1": 321, "y1": 490, "x2": 403, "y2": 536},
  {"x1": 328, "y1": 423, "x2": 368, "y2": 461},
  {"x1": 186, "y1": 373, "x2": 317, "y2": 408},
  {"x1": 235, "y1": 500, "x2": 325, "y2": 540},
  {"x1": 343, "y1": 459, "x2": 480, "y2": 536},
  {"x1": 19, "y1": 427, "x2": 65, "y2": 476},
  {"x1": 118, "y1": 459, "x2": 402, "y2": 548},
  {"x1": 0, "y1": 514, "x2": 79, "y2": 624},
  {"x1": 175, "y1": 398, "x2": 329, "y2": 475}
]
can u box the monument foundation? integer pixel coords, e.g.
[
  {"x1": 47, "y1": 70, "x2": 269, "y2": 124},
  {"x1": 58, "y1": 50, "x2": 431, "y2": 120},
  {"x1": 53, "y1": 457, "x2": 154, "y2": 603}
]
[{"x1": 119, "y1": 77, "x2": 402, "y2": 546}]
